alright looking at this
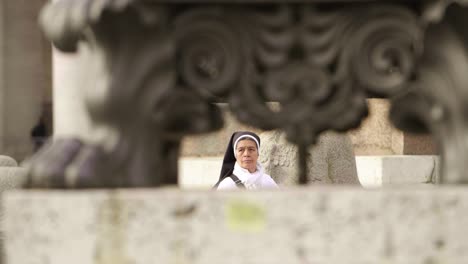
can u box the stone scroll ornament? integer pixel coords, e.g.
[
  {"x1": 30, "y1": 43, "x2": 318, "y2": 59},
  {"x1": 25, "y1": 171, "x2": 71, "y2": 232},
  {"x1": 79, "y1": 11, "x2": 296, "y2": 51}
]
[
  {"x1": 390, "y1": 3, "x2": 468, "y2": 184},
  {"x1": 26, "y1": 0, "x2": 443, "y2": 188}
]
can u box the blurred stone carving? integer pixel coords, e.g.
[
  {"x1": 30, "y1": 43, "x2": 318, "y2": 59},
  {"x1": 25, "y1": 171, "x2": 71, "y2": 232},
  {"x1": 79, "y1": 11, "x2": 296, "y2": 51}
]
[
  {"x1": 390, "y1": 13, "x2": 468, "y2": 184},
  {"x1": 27, "y1": 2, "x2": 223, "y2": 188},
  {"x1": 26, "y1": 1, "x2": 468, "y2": 187}
]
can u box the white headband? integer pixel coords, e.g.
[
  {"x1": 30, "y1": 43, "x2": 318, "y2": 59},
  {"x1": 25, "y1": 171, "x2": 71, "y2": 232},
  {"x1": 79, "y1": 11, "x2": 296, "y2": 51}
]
[{"x1": 233, "y1": 135, "x2": 260, "y2": 155}]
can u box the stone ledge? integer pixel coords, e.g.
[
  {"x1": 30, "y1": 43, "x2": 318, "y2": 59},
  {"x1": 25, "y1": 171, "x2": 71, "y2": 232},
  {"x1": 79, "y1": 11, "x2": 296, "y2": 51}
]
[
  {"x1": 356, "y1": 155, "x2": 439, "y2": 187},
  {"x1": 180, "y1": 155, "x2": 440, "y2": 188},
  {"x1": 4, "y1": 187, "x2": 468, "y2": 264}
]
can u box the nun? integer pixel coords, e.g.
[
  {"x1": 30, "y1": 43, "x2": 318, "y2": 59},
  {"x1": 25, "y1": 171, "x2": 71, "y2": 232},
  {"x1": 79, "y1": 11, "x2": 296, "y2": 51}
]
[{"x1": 214, "y1": 131, "x2": 279, "y2": 190}]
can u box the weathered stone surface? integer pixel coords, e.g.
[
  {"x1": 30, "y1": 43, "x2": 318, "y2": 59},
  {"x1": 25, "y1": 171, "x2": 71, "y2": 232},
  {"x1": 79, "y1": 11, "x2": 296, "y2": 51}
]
[
  {"x1": 259, "y1": 130, "x2": 360, "y2": 185},
  {"x1": 4, "y1": 188, "x2": 468, "y2": 264}
]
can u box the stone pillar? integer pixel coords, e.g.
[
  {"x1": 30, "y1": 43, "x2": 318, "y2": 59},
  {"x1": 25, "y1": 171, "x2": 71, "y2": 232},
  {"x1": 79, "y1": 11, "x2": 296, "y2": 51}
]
[
  {"x1": 52, "y1": 49, "x2": 92, "y2": 139},
  {"x1": 0, "y1": 0, "x2": 51, "y2": 161},
  {"x1": 50, "y1": 0, "x2": 92, "y2": 139}
]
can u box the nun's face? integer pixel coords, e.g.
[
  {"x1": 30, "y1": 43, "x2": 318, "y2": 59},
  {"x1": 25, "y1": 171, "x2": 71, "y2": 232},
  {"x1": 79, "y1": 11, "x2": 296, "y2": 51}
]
[{"x1": 235, "y1": 139, "x2": 259, "y2": 173}]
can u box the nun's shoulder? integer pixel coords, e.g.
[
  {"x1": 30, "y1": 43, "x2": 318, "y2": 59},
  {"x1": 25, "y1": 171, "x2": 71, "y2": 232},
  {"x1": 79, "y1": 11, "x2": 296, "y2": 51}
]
[{"x1": 216, "y1": 177, "x2": 237, "y2": 190}]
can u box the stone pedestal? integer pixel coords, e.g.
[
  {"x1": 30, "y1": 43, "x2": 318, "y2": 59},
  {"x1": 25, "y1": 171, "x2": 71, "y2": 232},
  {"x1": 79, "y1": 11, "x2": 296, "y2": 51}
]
[
  {"x1": 0, "y1": 0, "x2": 51, "y2": 161},
  {"x1": 4, "y1": 188, "x2": 468, "y2": 264}
]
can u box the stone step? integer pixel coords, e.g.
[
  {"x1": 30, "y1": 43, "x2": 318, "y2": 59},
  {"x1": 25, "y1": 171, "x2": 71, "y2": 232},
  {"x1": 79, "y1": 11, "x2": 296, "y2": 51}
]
[{"x1": 179, "y1": 155, "x2": 440, "y2": 189}]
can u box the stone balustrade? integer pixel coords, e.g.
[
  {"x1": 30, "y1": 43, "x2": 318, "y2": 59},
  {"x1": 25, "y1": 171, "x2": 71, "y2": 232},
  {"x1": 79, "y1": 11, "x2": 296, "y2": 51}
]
[
  {"x1": 3, "y1": 187, "x2": 468, "y2": 264},
  {"x1": 0, "y1": 154, "x2": 446, "y2": 263}
]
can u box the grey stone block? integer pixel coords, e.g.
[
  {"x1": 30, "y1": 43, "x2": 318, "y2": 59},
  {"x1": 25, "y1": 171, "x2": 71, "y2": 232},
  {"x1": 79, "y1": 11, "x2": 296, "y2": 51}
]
[
  {"x1": 356, "y1": 155, "x2": 440, "y2": 187},
  {"x1": 4, "y1": 187, "x2": 468, "y2": 264},
  {"x1": 382, "y1": 156, "x2": 439, "y2": 185}
]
